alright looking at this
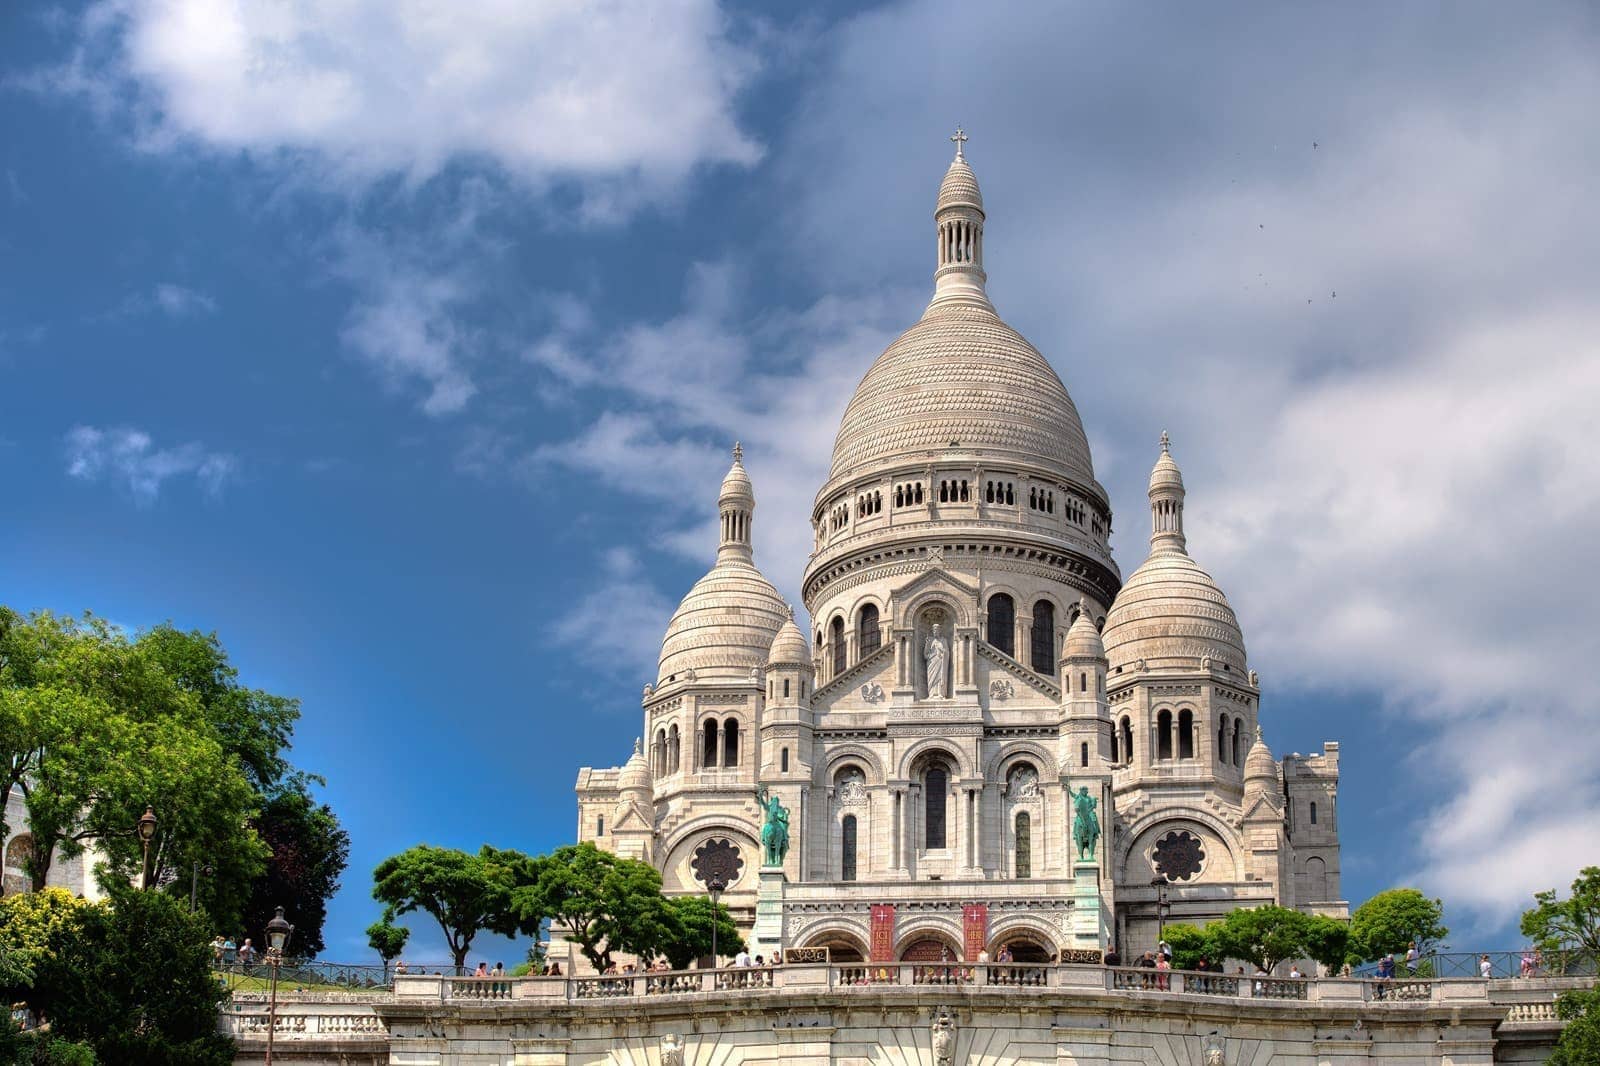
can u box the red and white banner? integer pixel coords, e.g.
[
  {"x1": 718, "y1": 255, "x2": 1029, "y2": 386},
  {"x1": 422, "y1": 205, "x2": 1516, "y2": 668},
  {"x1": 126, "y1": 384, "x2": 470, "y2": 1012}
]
[
  {"x1": 870, "y1": 904, "x2": 896, "y2": 961},
  {"x1": 962, "y1": 903, "x2": 988, "y2": 962}
]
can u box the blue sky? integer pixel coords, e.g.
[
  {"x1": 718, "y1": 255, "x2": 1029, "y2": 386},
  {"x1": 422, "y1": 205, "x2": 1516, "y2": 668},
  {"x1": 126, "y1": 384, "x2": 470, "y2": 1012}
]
[{"x1": 4, "y1": 1, "x2": 1599, "y2": 964}]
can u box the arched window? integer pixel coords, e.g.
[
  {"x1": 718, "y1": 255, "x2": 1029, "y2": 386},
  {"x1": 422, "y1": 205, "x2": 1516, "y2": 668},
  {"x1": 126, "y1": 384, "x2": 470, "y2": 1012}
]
[
  {"x1": 723, "y1": 719, "x2": 739, "y2": 767},
  {"x1": 596, "y1": 816, "x2": 605, "y2": 837},
  {"x1": 653, "y1": 729, "x2": 666, "y2": 775},
  {"x1": 830, "y1": 616, "x2": 846, "y2": 678},
  {"x1": 1178, "y1": 709, "x2": 1195, "y2": 759},
  {"x1": 1030, "y1": 600, "x2": 1055, "y2": 673},
  {"x1": 1014, "y1": 811, "x2": 1032, "y2": 879},
  {"x1": 1157, "y1": 709, "x2": 1174, "y2": 760},
  {"x1": 702, "y1": 719, "x2": 718, "y2": 768},
  {"x1": 987, "y1": 594, "x2": 1015, "y2": 657},
  {"x1": 1120, "y1": 716, "x2": 1134, "y2": 765},
  {"x1": 1081, "y1": 741, "x2": 1090, "y2": 767},
  {"x1": 1218, "y1": 715, "x2": 1229, "y2": 764},
  {"x1": 1309, "y1": 801, "x2": 1318, "y2": 825},
  {"x1": 783, "y1": 678, "x2": 791, "y2": 698},
  {"x1": 1305, "y1": 855, "x2": 1328, "y2": 901},
  {"x1": 781, "y1": 748, "x2": 790, "y2": 773},
  {"x1": 841, "y1": 815, "x2": 858, "y2": 882},
  {"x1": 859, "y1": 604, "x2": 881, "y2": 656},
  {"x1": 1109, "y1": 726, "x2": 1119, "y2": 764},
  {"x1": 925, "y1": 766, "x2": 948, "y2": 849},
  {"x1": 668, "y1": 724, "x2": 680, "y2": 773},
  {"x1": 1232, "y1": 720, "x2": 1242, "y2": 766}
]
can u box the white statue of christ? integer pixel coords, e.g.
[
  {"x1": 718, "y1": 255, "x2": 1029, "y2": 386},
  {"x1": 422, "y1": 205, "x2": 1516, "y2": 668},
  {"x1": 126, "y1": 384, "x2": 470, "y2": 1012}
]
[{"x1": 924, "y1": 622, "x2": 949, "y2": 699}]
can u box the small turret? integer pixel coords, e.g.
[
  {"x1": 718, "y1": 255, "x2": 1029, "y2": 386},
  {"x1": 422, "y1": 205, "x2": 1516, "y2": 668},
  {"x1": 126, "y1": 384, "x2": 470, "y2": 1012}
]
[{"x1": 1061, "y1": 599, "x2": 1111, "y2": 767}]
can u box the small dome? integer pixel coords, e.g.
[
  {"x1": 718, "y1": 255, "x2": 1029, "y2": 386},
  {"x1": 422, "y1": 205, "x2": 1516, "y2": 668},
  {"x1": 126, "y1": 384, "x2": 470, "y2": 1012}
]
[
  {"x1": 1244, "y1": 729, "x2": 1278, "y2": 786},
  {"x1": 767, "y1": 605, "x2": 812, "y2": 668},
  {"x1": 719, "y1": 442, "x2": 753, "y2": 505},
  {"x1": 1062, "y1": 598, "x2": 1104, "y2": 660},
  {"x1": 658, "y1": 558, "x2": 787, "y2": 685},
  {"x1": 619, "y1": 737, "x2": 650, "y2": 792},
  {"x1": 1103, "y1": 551, "x2": 1247, "y2": 674},
  {"x1": 937, "y1": 155, "x2": 984, "y2": 214},
  {"x1": 1149, "y1": 432, "x2": 1184, "y2": 494}
]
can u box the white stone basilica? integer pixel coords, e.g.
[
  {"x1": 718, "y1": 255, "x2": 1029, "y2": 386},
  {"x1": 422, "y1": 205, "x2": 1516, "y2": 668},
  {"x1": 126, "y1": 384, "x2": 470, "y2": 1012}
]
[{"x1": 575, "y1": 138, "x2": 1345, "y2": 968}]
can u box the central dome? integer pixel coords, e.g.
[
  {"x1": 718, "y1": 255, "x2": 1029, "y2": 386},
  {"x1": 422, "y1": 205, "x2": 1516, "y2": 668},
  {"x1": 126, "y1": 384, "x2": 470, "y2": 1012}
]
[{"x1": 828, "y1": 304, "x2": 1096, "y2": 485}]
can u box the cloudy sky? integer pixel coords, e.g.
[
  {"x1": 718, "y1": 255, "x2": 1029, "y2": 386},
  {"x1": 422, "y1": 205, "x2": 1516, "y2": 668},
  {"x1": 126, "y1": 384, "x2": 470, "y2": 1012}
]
[{"x1": 4, "y1": 0, "x2": 1598, "y2": 962}]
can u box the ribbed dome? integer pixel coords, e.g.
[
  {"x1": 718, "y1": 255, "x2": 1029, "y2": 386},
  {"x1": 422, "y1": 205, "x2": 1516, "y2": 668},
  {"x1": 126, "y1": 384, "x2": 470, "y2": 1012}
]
[
  {"x1": 937, "y1": 155, "x2": 983, "y2": 213},
  {"x1": 1062, "y1": 599, "x2": 1104, "y2": 660},
  {"x1": 828, "y1": 304, "x2": 1096, "y2": 484},
  {"x1": 766, "y1": 606, "x2": 812, "y2": 668},
  {"x1": 1149, "y1": 434, "x2": 1184, "y2": 493},
  {"x1": 1103, "y1": 551, "x2": 1247, "y2": 674},
  {"x1": 657, "y1": 559, "x2": 787, "y2": 685},
  {"x1": 619, "y1": 738, "x2": 650, "y2": 792},
  {"x1": 1244, "y1": 730, "x2": 1278, "y2": 786},
  {"x1": 720, "y1": 443, "x2": 753, "y2": 505}
]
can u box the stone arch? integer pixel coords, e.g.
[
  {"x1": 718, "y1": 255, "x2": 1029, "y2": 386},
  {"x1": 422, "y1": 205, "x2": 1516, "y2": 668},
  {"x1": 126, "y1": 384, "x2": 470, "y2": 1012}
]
[
  {"x1": 3, "y1": 833, "x2": 33, "y2": 895},
  {"x1": 822, "y1": 744, "x2": 886, "y2": 785},
  {"x1": 987, "y1": 914, "x2": 1064, "y2": 959},
  {"x1": 897, "y1": 737, "x2": 972, "y2": 781},
  {"x1": 896, "y1": 586, "x2": 972, "y2": 631},
  {"x1": 894, "y1": 918, "x2": 964, "y2": 959},
  {"x1": 1115, "y1": 809, "x2": 1243, "y2": 884},
  {"x1": 1304, "y1": 855, "x2": 1328, "y2": 901},
  {"x1": 799, "y1": 925, "x2": 869, "y2": 963},
  {"x1": 985, "y1": 740, "x2": 1059, "y2": 782}
]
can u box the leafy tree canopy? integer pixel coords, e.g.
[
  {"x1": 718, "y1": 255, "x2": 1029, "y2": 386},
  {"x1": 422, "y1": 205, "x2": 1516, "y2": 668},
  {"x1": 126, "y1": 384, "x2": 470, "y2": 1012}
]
[
  {"x1": 23, "y1": 887, "x2": 233, "y2": 1065},
  {"x1": 367, "y1": 912, "x2": 411, "y2": 971},
  {"x1": 1206, "y1": 905, "x2": 1348, "y2": 973},
  {"x1": 1551, "y1": 986, "x2": 1600, "y2": 1066},
  {"x1": 1348, "y1": 888, "x2": 1448, "y2": 963},
  {"x1": 1522, "y1": 866, "x2": 1600, "y2": 954},
  {"x1": 241, "y1": 782, "x2": 350, "y2": 957},
  {"x1": 513, "y1": 843, "x2": 676, "y2": 972},
  {"x1": 1159, "y1": 923, "x2": 1213, "y2": 971},
  {"x1": 661, "y1": 894, "x2": 744, "y2": 970},
  {"x1": 373, "y1": 845, "x2": 515, "y2": 969}
]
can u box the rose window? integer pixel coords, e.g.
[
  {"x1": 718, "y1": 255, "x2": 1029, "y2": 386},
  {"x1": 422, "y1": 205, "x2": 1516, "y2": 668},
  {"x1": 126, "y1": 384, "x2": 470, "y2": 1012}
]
[
  {"x1": 1151, "y1": 830, "x2": 1205, "y2": 882},
  {"x1": 690, "y1": 837, "x2": 744, "y2": 888}
]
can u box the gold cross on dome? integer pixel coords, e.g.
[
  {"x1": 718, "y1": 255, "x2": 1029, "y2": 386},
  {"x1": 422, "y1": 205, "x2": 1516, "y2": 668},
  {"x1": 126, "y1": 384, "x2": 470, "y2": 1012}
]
[{"x1": 950, "y1": 127, "x2": 967, "y2": 159}]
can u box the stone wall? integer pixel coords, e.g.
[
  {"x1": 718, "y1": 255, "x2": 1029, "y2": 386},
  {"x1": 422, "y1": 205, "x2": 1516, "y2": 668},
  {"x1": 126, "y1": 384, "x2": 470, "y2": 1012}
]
[{"x1": 227, "y1": 967, "x2": 1586, "y2": 1065}]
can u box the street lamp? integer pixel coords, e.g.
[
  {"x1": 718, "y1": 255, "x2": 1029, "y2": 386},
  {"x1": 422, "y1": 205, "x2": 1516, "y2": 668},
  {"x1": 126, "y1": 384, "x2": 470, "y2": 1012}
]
[
  {"x1": 188, "y1": 862, "x2": 214, "y2": 913},
  {"x1": 136, "y1": 806, "x2": 158, "y2": 890},
  {"x1": 263, "y1": 906, "x2": 294, "y2": 1066},
  {"x1": 1150, "y1": 876, "x2": 1171, "y2": 950},
  {"x1": 706, "y1": 874, "x2": 728, "y2": 970}
]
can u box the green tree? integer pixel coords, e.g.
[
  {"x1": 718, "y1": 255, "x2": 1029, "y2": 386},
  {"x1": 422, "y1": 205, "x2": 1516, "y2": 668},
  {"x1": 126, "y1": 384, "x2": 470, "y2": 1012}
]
[
  {"x1": 1300, "y1": 914, "x2": 1352, "y2": 974},
  {"x1": 1522, "y1": 866, "x2": 1600, "y2": 955},
  {"x1": 1550, "y1": 986, "x2": 1600, "y2": 1066},
  {"x1": 240, "y1": 781, "x2": 350, "y2": 957},
  {"x1": 372, "y1": 845, "x2": 515, "y2": 969},
  {"x1": 0, "y1": 888, "x2": 90, "y2": 1002},
  {"x1": 1159, "y1": 922, "x2": 1216, "y2": 971},
  {"x1": 30, "y1": 888, "x2": 233, "y2": 1065},
  {"x1": 1207, "y1": 905, "x2": 1323, "y2": 972},
  {"x1": 1348, "y1": 888, "x2": 1448, "y2": 964},
  {"x1": 661, "y1": 894, "x2": 744, "y2": 970},
  {"x1": 519, "y1": 843, "x2": 676, "y2": 972},
  {"x1": 367, "y1": 913, "x2": 411, "y2": 977}
]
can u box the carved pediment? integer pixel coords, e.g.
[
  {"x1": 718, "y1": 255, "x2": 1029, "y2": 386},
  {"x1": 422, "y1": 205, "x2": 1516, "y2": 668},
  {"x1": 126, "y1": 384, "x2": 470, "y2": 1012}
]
[
  {"x1": 976, "y1": 643, "x2": 1061, "y2": 700},
  {"x1": 888, "y1": 567, "x2": 978, "y2": 627},
  {"x1": 812, "y1": 644, "x2": 896, "y2": 708}
]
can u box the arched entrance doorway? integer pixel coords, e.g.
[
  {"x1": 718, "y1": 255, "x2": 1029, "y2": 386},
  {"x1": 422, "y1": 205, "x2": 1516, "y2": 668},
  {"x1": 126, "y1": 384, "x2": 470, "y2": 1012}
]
[
  {"x1": 803, "y1": 932, "x2": 866, "y2": 963},
  {"x1": 992, "y1": 932, "x2": 1054, "y2": 963},
  {"x1": 899, "y1": 936, "x2": 960, "y2": 962}
]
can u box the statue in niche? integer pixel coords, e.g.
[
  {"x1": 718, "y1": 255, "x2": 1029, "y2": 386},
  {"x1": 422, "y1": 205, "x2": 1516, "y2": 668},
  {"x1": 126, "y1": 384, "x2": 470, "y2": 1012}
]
[
  {"x1": 661, "y1": 1034, "x2": 685, "y2": 1066},
  {"x1": 1071, "y1": 786, "x2": 1101, "y2": 862},
  {"x1": 931, "y1": 1008, "x2": 957, "y2": 1065},
  {"x1": 1006, "y1": 765, "x2": 1039, "y2": 798},
  {"x1": 756, "y1": 786, "x2": 790, "y2": 866},
  {"x1": 837, "y1": 769, "x2": 868, "y2": 806},
  {"x1": 924, "y1": 621, "x2": 949, "y2": 699}
]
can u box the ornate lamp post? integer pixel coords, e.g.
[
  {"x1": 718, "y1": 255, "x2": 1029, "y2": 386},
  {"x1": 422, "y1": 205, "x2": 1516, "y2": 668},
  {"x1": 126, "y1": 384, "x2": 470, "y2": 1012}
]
[
  {"x1": 263, "y1": 906, "x2": 294, "y2": 1066},
  {"x1": 706, "y1": 874, "x2": 728, "y2": 969},
  {"x1": 136, "y1": 806, "x2": 158, "y2": 890},
  {"x1": 1150, "y1": 876, "x2": 1171, "y2": 948}
]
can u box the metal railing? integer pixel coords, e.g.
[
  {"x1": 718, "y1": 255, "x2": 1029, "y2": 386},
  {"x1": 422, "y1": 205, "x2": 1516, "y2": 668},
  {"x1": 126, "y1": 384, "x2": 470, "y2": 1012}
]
[{"x1": 1355, "y1": 949, "x2": 1597, "y2": 980}]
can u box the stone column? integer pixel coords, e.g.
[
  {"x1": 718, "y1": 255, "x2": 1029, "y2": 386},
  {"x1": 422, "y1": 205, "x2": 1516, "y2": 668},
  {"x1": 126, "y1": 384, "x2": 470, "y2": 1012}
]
[{"x1": 891, "y1": 789, "x2": 903, "y2": 873}]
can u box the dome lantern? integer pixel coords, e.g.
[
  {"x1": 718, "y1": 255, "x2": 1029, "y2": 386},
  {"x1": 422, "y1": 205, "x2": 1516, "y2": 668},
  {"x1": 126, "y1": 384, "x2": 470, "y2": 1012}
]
[
  {"x1": 1148, "y1": 430, "x2": 1186, "y2": 555},
  {"x1": 930, "y1": 127, "x2": 992, "y2": 312},
  {"x1": 718, "y1": 442, "x2": 755, "y2": 562}
]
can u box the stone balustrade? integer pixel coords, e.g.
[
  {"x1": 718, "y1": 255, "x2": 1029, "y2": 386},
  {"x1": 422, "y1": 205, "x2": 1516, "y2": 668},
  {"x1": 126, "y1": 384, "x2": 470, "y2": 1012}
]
[{"x1": 224, "y1": 1009, "x2": 387, "y2": 1039}]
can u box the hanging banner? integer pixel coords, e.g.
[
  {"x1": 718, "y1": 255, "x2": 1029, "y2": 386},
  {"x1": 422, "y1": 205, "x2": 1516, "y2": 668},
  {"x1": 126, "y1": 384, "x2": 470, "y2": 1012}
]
[
  {"x1": 870, "y1": 904, "x2": 896, "y2": 961},
  {"x1": 962, "y1": 903, "x2": 988, "y2": 962}
]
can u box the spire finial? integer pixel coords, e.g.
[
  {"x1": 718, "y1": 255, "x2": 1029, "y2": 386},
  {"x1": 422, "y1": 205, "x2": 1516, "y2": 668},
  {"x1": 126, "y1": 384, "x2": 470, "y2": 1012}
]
[
  {"x1": 1160, "y1": 429, "x2": 1171, "y2": 453},
  {"x1": 634, "y1": 736, "x2": 643, "y2": 755},
  {"x1": 950, "y1": 126, "x2": 967, "y2": 160},
  {"x1": 786, "y1": 602, "x2": 795, "y2": 620},
  {"x1": 731, "y1": 441, "x2": 743, "y2": 464}
]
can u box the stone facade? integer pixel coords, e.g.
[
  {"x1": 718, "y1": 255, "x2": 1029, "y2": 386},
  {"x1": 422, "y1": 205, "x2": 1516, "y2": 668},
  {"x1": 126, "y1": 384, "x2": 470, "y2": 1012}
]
[
  {"x1": 573, "y1": 140, "x2": 1345, "y2": 969},
  {"x1": 3, "y1": 787, "x2": 107, "y2": 900}
]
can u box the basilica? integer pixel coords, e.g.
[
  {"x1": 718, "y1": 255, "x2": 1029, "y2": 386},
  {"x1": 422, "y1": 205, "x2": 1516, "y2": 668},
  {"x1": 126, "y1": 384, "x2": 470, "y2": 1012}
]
[{"x1": 574, "y1": 138, "x2": 1345, "y2": 968}]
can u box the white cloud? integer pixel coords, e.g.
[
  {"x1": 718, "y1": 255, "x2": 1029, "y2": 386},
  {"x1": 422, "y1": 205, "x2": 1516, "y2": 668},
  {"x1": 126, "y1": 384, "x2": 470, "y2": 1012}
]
[
  {"x1": 550, "y1": 547, "x2": 677, "y2": 683},
  {"x1": 116, "y1": 282, "x2": 218, "y2": 318},
  {"x1": 46, "y1": 0, "x2": 762, "y2": 211},
  {"x1": 64, "y1": 425, "x2": 237, "y2": 502}
]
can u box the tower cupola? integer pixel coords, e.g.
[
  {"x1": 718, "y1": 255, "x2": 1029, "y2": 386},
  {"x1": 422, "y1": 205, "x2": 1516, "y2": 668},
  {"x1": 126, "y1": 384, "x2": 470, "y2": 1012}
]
[
  {"x1": 929, "y1": 128, "x2": 992, "y2": 311},
  {"x1": 1148, "y1": 430, "x2": 1186, "y2": 554},
  {"x1": 718, "y1": 442, "x2": 755, "y2": 561}
]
